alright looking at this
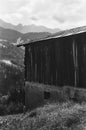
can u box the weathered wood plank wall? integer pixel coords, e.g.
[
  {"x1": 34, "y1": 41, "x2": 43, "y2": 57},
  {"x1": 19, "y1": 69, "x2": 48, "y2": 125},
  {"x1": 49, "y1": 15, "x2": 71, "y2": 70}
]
[
  {"x1": 24, "y1": 33, "x2": 86, "y2": 88},
  {"x1": 77, "y1": 33, "x2": 86, "y2": 88}
]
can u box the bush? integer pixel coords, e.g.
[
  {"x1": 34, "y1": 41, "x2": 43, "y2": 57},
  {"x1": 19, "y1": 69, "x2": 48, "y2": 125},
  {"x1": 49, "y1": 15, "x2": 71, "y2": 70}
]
[
  {"x1": 6, "y1": 102, "x2": 24, "y2": 114},
  {"x1": 0, "y1": 86, "x2": 25, "y2": 116}
]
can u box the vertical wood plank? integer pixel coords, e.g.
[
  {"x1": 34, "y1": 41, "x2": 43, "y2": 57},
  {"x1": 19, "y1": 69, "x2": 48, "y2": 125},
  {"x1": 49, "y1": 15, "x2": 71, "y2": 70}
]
[{"x1": 72, "y1": 39, "x2": 79, "y2": 87}]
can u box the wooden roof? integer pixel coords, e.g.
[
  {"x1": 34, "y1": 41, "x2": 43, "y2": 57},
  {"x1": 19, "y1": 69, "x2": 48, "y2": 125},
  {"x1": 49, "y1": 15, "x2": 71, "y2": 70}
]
[{"x1": 17, "y1": 26, "x2": 86, "y2": 47}]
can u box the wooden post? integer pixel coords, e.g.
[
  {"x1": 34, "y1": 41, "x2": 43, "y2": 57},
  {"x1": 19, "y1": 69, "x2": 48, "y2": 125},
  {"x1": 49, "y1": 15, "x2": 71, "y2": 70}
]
[
  {"x1": 73, "y1": 40, "x2": 78, "y2": 87},
  {"x1": 35, "y1": 47, "x2": 37, "y2": 82}
]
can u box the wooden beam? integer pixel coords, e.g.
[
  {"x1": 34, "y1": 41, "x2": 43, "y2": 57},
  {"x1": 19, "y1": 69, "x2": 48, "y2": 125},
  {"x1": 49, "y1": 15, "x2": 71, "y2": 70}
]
[{"x1": 72, "y1": 39, "x2": 78, "y2": 87}]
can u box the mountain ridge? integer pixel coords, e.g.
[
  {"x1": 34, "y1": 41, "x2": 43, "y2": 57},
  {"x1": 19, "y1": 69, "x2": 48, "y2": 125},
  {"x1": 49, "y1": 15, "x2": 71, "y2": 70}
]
[
  {"x1": 0, "y1": 26, "x2": 51, "y2": 43},
  {"x1": 0, "y1": 19, "x2": 60, "y2": 33}
]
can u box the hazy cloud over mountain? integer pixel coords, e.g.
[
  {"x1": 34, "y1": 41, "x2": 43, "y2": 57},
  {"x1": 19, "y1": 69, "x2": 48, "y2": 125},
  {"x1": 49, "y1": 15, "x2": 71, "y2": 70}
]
[{"x1": 0, "y1": 0, "x2": 86, "y2": 29}]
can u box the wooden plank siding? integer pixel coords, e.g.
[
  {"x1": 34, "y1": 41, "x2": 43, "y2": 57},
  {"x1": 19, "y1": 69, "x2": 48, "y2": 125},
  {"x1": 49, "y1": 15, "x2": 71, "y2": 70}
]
[
  {"x1": 24, "y1": 32, "x2": 86, "y2": 88},
  {"x1": 25, "y1": 37, "x2": 75, "y2": 86},
  {"x1": 76, "y1": 33, "x2": 86, "y2": 88}
]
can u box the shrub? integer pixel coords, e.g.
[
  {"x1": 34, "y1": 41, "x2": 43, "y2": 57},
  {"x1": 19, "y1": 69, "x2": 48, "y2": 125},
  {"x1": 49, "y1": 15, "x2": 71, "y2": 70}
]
[
  {"x1": 6, "y1": 102, "x2": 24, "y2": 114},
  {"x1": 0, "y1": 86, "x2": 25, "y2": 116}
]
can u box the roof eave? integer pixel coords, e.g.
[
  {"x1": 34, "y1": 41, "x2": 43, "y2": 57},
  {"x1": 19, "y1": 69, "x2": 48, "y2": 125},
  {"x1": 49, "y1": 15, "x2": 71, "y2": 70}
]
[{"x1": 17, "y1": 26, "x2": 86, "y2": 47}]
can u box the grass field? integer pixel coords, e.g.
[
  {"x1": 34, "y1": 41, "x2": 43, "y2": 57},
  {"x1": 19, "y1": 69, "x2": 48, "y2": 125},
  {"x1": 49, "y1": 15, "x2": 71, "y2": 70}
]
[{"x1": 1, "y1": 101, "x2": 86, "y2": 130}]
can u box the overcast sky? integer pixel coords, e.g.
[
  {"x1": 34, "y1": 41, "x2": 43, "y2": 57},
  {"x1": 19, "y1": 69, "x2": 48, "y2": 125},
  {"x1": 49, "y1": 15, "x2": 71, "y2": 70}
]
[{"x1": 0, "y1": 0, "x2": 86, "y2": 29}]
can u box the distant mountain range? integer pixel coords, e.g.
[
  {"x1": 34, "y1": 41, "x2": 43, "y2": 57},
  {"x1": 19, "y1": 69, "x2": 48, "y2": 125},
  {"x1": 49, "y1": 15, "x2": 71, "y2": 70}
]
[
  {"x1": 0, "y1": 19, "x2": 60, "y2": 34},
  {"x1": 0, "y1": 26, "x2": 51, "y2": 42}
]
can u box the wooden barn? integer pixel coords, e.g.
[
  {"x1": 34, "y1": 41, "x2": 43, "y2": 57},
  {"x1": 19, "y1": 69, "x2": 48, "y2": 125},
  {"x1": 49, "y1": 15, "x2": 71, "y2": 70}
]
[
  {"x1": 18, "y1": 26, "x2": 86, "y2": 88},
  {"x1": 17, "y1": 26, "x2": 86, "y2": 109}
]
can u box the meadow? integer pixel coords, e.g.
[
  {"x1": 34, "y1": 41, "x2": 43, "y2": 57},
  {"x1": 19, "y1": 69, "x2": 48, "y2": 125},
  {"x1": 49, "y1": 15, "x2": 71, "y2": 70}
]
[{"x1": 0, "y1": 101, "x2": 86, "y2": 130}]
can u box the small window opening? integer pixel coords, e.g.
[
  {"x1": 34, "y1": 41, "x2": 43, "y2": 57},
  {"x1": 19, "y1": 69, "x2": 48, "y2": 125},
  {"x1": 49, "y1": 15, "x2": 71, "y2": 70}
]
[{"x1": 44, "y1": 91, "x2": 50, "y2": 99}]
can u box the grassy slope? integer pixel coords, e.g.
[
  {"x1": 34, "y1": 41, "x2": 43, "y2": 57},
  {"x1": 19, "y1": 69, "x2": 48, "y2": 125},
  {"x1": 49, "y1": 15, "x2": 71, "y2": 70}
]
[{"x1": 1, "y1": 101, "x2": 86, "y2": 130}]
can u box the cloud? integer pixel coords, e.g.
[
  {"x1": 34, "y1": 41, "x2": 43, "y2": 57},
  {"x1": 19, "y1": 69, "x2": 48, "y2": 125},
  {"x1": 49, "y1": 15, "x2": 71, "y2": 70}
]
[
  {"x1": 53, "y1": 16, "x2": 65, "y2": 23},
  {"x1": 29, "y1": 0, "x2": 86, "y2": 29},
  {"x1": 0, "y1": 0, "x2": 86, "y2": 29}
]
